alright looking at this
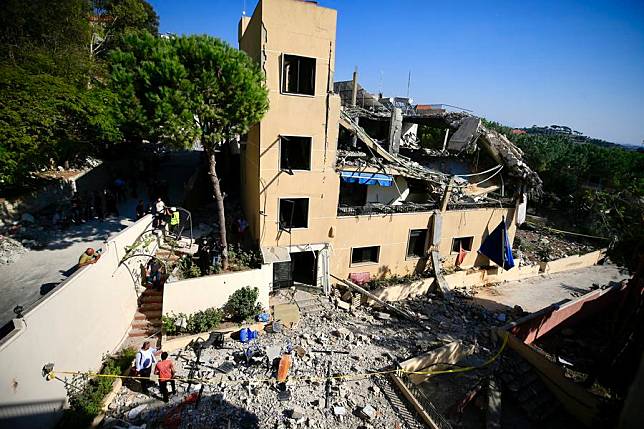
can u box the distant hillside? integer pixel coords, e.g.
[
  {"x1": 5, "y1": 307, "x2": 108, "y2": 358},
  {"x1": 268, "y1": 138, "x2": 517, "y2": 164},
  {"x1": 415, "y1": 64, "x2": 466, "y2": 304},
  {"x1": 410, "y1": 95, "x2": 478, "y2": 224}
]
[{"x1": 482, "y1": 118, "x2": 644, "y2": 269}]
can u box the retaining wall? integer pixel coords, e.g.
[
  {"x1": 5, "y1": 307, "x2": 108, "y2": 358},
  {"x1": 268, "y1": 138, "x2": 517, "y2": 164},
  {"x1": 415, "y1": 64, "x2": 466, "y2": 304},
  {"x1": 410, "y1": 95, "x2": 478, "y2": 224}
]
[
  {"x1": 0, "y1": 215, "x2": 156, "y2": 429},
  {"x1": 162, "y1": 264, "x2": 272, "y2": 316}
]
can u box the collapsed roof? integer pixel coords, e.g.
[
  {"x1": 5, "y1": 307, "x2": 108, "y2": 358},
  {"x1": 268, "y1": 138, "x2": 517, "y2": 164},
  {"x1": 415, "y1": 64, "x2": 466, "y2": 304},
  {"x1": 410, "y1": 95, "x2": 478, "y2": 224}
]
[{"x1": 334, "y1": 80, "x2": 543, "y2": 202}]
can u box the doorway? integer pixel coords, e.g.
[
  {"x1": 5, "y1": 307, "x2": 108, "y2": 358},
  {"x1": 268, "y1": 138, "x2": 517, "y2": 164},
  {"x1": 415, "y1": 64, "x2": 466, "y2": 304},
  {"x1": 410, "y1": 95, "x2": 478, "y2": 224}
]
[{"x1": 290, "y1": 251, "x2": 317, "y2": 286}]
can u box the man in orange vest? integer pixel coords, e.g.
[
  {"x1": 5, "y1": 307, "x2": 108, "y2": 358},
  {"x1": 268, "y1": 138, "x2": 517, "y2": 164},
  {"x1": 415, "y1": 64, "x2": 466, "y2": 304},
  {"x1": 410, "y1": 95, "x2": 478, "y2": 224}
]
[{"x1": 154, "y1": 352, "x2": 176, "y2": 402}]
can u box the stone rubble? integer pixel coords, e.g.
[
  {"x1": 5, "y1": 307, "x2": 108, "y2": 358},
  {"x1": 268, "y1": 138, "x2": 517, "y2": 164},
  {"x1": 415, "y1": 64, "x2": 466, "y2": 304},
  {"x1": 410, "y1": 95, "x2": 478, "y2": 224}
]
[
  {"x1": 0, "y1": 235, "x2": 27, "y2": 265},
  {"x1": 105, "y1": 289, "x2": 509, "y2": 429}
]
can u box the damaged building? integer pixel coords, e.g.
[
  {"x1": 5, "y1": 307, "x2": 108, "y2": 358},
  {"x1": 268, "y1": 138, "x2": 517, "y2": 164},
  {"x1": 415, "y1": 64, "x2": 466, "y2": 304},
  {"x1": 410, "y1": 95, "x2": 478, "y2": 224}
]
[{"x1": 238, "y1": 0, "x2": 542, "y2": 292}]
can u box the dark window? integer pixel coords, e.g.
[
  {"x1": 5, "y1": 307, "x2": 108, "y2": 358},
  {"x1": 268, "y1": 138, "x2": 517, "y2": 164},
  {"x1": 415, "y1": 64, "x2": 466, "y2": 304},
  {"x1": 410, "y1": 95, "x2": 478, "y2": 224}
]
[
  {"x1": 407, "y1": 229, "x2": 428, "y2": 258},
  {"x1": 282, "y1": 54, "x2": 316, "y2": 95},
  {"x1": 339, "y1": 181, "x2": 367, "y2": 206},
  {"x1": 280, "y1": 136, "x2": 311, "y2": 171},
  {"x1": 351, "y1": 246, "x2": 380, "y2": 264},
  {"x1": 279, "y1": 198, "x2": 309, "y2": 230},
  {"x1": 451, "y1": 236, "x2": 474, "y2": 253}
]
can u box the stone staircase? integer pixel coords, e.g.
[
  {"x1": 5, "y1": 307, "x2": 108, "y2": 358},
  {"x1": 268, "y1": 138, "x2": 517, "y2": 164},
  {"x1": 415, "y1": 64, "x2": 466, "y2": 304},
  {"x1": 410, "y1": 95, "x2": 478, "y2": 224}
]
[
  {"x1": 128, "y1": 289, "x2": 163, "y2": 339},
  {"x1": 155, "y1": 247, "x2": 181, "y2": 265}
]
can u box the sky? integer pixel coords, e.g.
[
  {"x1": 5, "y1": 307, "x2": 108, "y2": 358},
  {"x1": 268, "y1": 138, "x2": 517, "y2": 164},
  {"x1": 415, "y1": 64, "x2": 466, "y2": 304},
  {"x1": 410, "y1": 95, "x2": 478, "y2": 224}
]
[{"x1": 148, "y1": 0, "x2": 644, "y2": 146}]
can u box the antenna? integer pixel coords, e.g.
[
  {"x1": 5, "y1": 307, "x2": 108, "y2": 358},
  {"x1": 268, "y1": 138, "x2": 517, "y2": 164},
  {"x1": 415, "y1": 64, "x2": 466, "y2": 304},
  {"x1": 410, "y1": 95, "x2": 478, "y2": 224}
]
[
  {"x1": 406, "y1": 70, "x2": 411, "y2": 98},
  {"x1": 242, "y1": 0, "x2": 246, "y2": 15}
]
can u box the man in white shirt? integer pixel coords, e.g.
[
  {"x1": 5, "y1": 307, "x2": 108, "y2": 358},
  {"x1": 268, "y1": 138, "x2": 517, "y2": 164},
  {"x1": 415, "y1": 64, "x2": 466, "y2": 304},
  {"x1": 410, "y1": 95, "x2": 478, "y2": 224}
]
[
  {"x1": 136, "y1": 341, "x2": 159, "y2": 394},
  {"x1": 153, "y1": 197, "x2": 165, "y2": 228}
]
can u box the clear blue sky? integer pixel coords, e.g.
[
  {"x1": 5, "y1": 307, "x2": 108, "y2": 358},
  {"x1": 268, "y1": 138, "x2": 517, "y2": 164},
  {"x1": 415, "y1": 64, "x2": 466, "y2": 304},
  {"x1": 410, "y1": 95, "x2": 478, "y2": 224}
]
[{"x1": 149, "y1": 0, "x2": 644, "y2": 146}]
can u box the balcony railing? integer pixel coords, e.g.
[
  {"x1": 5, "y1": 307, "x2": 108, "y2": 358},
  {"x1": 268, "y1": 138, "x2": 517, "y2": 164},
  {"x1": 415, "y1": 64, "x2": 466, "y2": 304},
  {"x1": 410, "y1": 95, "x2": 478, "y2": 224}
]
[{"x1": 337, "y1": 202, "x2": 438, "y2": 217}]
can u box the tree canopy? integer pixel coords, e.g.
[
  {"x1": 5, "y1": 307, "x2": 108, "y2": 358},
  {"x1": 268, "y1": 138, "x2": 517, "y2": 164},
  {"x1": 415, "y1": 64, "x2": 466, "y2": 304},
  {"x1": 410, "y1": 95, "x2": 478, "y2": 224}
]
[
  {"x1": 0, "y1": 0, "x2": 157, "y2": 193},
  {"x1": 110, "y1": 33, "x2": 268, "y2": 147},
  {"x1": 110, "y1": 33, "x2": 269, "y2": 268}
]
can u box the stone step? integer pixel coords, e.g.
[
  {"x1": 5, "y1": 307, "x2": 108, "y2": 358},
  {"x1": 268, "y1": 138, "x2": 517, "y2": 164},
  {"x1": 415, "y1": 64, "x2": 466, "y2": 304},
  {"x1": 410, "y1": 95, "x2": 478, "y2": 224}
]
[
  {"x1": 132, "y1": 319, "x2": 161, "y2": 329},
  {"x1": 134, "y1": 311, "x2": 161, "y2": 320},
  {"x1": 141, "y1": 289, "x2": 163, "y2": 297},
  {"x1": 140, "y1": 295, "x2": 163, "y2": 304},
  {"x1": 128, "y1": 327, "x2": 160, "y2": 338},
  {"x1": 139, "y1": 303, "x2": 162, "y2": 312}
]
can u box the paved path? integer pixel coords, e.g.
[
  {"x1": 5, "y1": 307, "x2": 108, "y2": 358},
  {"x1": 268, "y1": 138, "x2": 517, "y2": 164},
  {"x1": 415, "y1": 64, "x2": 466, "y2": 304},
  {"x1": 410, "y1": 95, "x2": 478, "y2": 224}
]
[
  {"x1": 472, "y1": 264, "x2": 630, "y2": 313},
  {"x1": 0, "y1": 215, "x2": 135, "y2": 325}
]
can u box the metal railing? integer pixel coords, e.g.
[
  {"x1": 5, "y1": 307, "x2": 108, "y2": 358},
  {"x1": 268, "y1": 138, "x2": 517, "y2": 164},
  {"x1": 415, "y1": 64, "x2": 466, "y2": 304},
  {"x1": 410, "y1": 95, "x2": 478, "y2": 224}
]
[{"x1": 337, "y1": 202, "x2": 438, "y2": 217}]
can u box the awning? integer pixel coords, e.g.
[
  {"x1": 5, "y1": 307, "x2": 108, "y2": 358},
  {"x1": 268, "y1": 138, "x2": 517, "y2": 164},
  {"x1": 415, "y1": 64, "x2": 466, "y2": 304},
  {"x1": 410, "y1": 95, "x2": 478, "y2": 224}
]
[{"x1": 340, "y1": 171, "x2": 393, "y2": 186}]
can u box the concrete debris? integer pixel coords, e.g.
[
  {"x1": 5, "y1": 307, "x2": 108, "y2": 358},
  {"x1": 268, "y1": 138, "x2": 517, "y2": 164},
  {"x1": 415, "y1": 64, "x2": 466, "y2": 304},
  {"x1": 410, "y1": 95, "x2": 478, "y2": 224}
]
[
  {"x1": 515, "y1": 225, "x2": 599, "y2": 264},
  {"x1": 0, "y1": 235, "x2": 27, "y2": 265},
  {"x1": 359, "y1": 404, "x2": 377, "y2": 420},
  {"x1": 106, "y1": 288, "x2": 513, "y2": 429},
  {"x1": 127, "y1": 403, "x2": 148, "y2": 420},
  {"x1": 333, "y1": 406, "x2": 346, "y2": 416}
]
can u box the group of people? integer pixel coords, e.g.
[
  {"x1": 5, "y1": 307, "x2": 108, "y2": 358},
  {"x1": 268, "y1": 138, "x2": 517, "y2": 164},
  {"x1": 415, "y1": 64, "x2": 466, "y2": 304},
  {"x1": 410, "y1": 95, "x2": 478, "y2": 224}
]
[
  {"x1": 51, "y1": 187, "x2": 121, "y2": 228},
  {"x1": 196, "y1": 235, "x2": 225, "y2": 274},
  {"x1": 136, "y1": 197, "x2": 180, "y2": 234},
  {"x1": 135, "y1": 341, "x2": 176, "y2": 403},
  {"x1": 145, "y1": 258, "x2": 166, "y2": 289}
]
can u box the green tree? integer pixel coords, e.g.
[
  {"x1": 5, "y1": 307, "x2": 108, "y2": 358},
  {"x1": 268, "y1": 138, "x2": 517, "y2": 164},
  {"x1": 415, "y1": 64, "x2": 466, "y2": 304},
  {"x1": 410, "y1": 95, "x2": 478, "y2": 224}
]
[
  {"x1": 90, "y1": 0, "x2": 159, "y2": 61},
  {"x1": 110, "y1": 33, "x2": 269, "y2": 269},
  {"x1": 0, "y1": 66, "x2": 121, "y2": 191}
]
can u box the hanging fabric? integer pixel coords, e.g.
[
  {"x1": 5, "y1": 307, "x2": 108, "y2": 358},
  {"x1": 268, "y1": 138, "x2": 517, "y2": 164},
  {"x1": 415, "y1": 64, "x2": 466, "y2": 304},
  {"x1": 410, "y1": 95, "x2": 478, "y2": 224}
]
[
  {"x1": 478, "y1": 217, "x2": 515, "y2": 270},
  {"x1": 455, "y1": 242, "x2": 468, "y2": 266}
]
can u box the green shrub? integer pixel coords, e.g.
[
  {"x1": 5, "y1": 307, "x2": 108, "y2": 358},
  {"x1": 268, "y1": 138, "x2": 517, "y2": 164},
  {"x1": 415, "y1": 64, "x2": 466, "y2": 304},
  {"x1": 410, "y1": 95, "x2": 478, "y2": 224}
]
[
  {"x1": 186, "y1": 307, "x2": 223, "y2": 334},
  {"x1": 224, "y1": 286, "x2": 261, "y2": 322},
  {"x1": 58, "y1": 348, "x2": 136, "y2": 428},
  {"x1": 178, "y1": 256, "x2": 201, "y2": 279},
  {"x1": 227, "y1": 245, "x2": 262, "y2": 271},
  {"x1": 162, "y1": 309, "x2": 223, "y2": 336}
]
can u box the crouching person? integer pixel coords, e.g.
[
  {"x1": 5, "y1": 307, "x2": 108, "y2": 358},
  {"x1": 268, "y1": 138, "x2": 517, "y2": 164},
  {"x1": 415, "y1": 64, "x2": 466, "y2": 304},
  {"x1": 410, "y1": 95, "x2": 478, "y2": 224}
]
[{"x1": 154, "y1": 352, "x2": 176, "y2": 402}]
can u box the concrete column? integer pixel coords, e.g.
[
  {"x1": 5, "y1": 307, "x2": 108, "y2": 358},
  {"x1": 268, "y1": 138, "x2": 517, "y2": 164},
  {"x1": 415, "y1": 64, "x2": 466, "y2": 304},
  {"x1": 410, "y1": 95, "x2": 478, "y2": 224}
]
[{"x1": 388, "y1": 107, "x2": 403, "y2": 155}]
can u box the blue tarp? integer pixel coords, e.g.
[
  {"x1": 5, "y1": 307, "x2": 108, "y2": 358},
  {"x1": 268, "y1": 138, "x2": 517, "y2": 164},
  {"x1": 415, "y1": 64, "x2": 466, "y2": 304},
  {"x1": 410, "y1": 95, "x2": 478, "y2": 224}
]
[
  {"x1": 478, "y1": 219, "x2": 515, "y2": 270},
  {"x1": 340, "y1": 171, "x2": 393, "y2": 186}
]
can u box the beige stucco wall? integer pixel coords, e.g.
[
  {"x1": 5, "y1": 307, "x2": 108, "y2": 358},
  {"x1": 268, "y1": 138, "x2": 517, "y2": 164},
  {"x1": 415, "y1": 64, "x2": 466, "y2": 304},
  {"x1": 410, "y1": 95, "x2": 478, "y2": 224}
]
[
  {"x1": 0, "y1": 216, "x2": 155, "y2": 429},
  {"x1": 333, "y1": 211, "x2": 434, "y2": 279},
  {"x1": 239, "y1": 0, "x2": 341, "y2": 248},
  {"x1": 539, "y1": 249, "x2": 606, "y2": 274},
  {"x1": 162, "y1": 264, "x2": 271, "y2": 316},
  {"x1": 332, "y1": 206, "x2": 516, "y2": 280},
  {"x1": 439, "y1": 207, "x2": 517, "y2": 269}
]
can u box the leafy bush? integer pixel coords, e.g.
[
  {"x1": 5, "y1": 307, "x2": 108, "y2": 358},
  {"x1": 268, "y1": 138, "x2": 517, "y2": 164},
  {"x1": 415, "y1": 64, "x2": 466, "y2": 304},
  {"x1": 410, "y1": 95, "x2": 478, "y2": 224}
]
[
  {"x1": 187, "y1": 307, "x2": 223, "y2": 333},
  {"x1": 224, "y1": 286, "x2": 261, "y2": 322},
  {"x1": 227, "y1": 245, "x2": 262, "y2": 271},
  {"x1": 59, "y1": 348, "x2": 136, "y2": 428},
  {"x1": 162, "y1": 308, "x2": 223, "y2": 336},
  {"x1": 178, "y1": 256, "x2": 201, "y2": 279}
]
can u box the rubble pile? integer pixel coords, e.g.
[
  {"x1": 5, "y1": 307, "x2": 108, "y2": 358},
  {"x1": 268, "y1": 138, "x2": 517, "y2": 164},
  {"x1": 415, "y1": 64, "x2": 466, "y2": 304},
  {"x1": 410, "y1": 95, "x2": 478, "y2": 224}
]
[
  {"x1": 514, "y1": 226, "x2": 599, "y2": 264},
  {"x1": 105, "y1": 290, "x2": 512, "y2": 429},
  {"x1": 0, "y1": 235, "x2": 27, "y2": 265}
]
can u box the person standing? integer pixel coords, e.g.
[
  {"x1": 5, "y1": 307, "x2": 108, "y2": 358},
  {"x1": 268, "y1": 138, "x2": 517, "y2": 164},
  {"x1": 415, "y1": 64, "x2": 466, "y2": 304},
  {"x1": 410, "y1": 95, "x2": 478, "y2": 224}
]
[
  {"x1": 154, "y1": 352, "x2": 176, "y2": 402},
  {"x1": 153, "y1": 197, "x2": 165, "y2": 228},
  {"x1": 135, "y1": 341, "x2": 158, "y2": 394},
  {"x1": 169, "y1": 207, "x2": 180, "y2": 235}
]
